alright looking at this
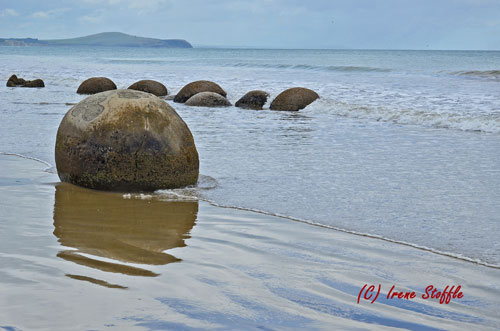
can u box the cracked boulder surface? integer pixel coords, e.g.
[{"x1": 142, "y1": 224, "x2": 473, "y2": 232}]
[{"x1": 55, "y1": 89, "x2": 199, "y2": 191}]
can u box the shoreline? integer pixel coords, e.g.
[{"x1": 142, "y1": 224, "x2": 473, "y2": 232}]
[
  {"x1": 1, "y1": 154, "x2": 499, "y2": 330},
  {"x1": 195, "y1": 198, "x2": 500, "y2": 270},
  {"x1": 4, "y1": 150, "x2": 499, "y2": 270}
]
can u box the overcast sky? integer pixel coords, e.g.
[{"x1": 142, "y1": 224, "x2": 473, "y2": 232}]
[{"x1": 1, "y1": 0, "x2": 499, "y2": 50}]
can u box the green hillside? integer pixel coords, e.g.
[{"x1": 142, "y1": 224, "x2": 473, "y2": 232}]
[{"x1": 0, "y1": 32, "x2": 192, "y2": 48}]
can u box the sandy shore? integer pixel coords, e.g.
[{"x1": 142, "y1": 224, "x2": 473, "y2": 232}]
[{"x1": 0, "y1": 154, "x2": 499, "y2": 330}]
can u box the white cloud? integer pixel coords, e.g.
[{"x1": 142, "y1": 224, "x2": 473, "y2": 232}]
[
  {"x1": 0, "y1": 8, "x2": 19, "y2": 17},
  {"x1": 79, "y1": 10, "x2": 105, "y2": 23},
  {"x1": 485, "y1": 20, "x2": 500, "y2": 27},
  {"x1": 79, "y1": 0, "x2": 169, "y2": 14},
  {"x1": 80, "y1": 0, "x2": 121, "y2": 4},
  {"x1": 129, "y1": 0, "x2": 168, "y2": 13},
  {"x1": 31, "y1": 8, "x2": 70, "y2": 19},
  {"x1": 31, "y1": 11, "x2": 49, "y2": 19}
]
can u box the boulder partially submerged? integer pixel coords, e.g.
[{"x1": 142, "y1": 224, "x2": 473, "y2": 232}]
[
  {"x1": 185, "y1": 92, "x2": 231, "y2": 107},
  {"x1": 6, "y1": 74, "x2": 44, "y2": 88},
  {"x1": 128, "y1": 80, "x2": 168, "y2": 97},
  {"x1": 23, "y1": 79, "x2": 45, "y2": 88},
  {"x1": 6, "y1": 75, "x2": 25, "y2": 87},
  {"x1": 270, "y1": 87, "x2": 319, "y2": 111},
  {"x1": 55, "y1": 89, "x2": 199, "y2": 191},
  {"x1": 235, "y1": 90, "x2": 269, "y2": 110},
  {"x1": 77, "y1": 77, "x2": 117, "y2": 95},
  {"x1": 174, "y1": 80, "x2": 226, "y2": 103}
]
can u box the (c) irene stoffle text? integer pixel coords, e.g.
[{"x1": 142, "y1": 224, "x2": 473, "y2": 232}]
[{"x1": 357, "y1": 284, "x2": 463, "y2": 304}]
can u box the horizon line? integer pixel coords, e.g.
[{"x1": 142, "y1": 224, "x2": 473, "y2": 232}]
[
  {"x1": 2, "y1": 31, "x2": 499, "y2": 52},
  {"x1": 194, "y1": 45, "x2": 500, "y2": 52}
]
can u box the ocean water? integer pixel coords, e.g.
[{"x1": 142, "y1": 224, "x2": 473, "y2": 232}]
[{"x1": 1, "y1": 46, "x2": 499, "y2": 269}]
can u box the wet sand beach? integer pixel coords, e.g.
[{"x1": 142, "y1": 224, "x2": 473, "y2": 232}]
[{"x1": 1, "y1": 154, "x2": 499, "y2": 330}]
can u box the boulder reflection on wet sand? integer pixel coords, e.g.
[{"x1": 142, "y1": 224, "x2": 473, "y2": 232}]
[{"x1": 53, "y1": 183, "x2": 198, "y2": 283}]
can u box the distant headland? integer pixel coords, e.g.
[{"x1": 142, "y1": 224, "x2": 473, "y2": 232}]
[{"x1": 0, "y1": 32, "x2": 193, "y2": 48}]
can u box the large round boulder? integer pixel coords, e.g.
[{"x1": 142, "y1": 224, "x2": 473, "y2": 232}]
[
  {"x1": 55, "y1": 89, "x2": 199, "y2": 191},
  {"x1": 174, "y1": 80, "x2": 226, "y2": 103},
  {"x1": 185, "y1": 92, "x2": 231, "y2": 107},
  {"x1": 77, "y1": 77, "x2": 117, "y2": 95},
  {"x1": 235, "y1": 90, "x2": 269, "y2": 110},
  {"x1": 270, "y1": 87, "x2": 319, "y2": 111},
  {"x1": 128, "y1": 80, "x2": 168, "y2": 97}
]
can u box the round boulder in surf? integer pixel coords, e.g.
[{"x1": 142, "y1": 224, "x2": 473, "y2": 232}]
[
  {"x1": 55, "y1": 89, "x2": 199, "y2": 191},
  {"x1": 185, "y1": 92, "x2": 231, "y2": 107},
  {"x1": 174, "y1": 80, "x2": 226, "y2": 103},
  {"x1": 128, "y1": 80, "x2": 168, "y2": 97},
  {"x1": 77, "y1": 77, "x2": 117, "y2": 95},
  {"x1": 235, "y1": 90, "x2": 269, "y2": 110},
  {"x1": 270, "y1": 87, "x2": 319, "y2": 111}
]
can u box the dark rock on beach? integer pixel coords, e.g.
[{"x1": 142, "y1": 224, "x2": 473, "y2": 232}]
[
  {"x1": 55, "y1": 89, "x2": 199, "y2": 191},
  {"x1": 6, "y1": 74, "x2": 44, "y2": 88},
  {"x1": 185, "y1": 92, "x2": 232, "y2": 107},
  {"x1": 174, "y1": 80, "x2": 226, "y2": 103},
  {"x1": 235, "y1": 90, "x2": 269, "y2": 110},
  {"x1": 128, "y1": 80, "x2": 168, "y2": 96},
  {"x1": 270, "y1": 87, "x2": 319, "y2": 111},
  {"x1": 77, "y1": 77, "x2": 117, "y2": 95}
]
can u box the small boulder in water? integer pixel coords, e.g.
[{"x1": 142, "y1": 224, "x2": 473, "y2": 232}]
[
  {"x1": 6, "y1": 75, "x2": 25, "y2": 87},
  {"x1": 23, "y1": 79, "x2": 45, "y2": 88},
  {"x1": 6, "y1": 74, "x2": 44, "y2": 88},
  {"x1": 185, "y1": 92, "x2": 231, "y2": 107},
  {"x1": 270, "y1": 87, "x2": 319, "y2": 111},
  {"x1": 128, "y1": 80, "x2": 168, "y2": 96},
  {"x1": 235, "y1": 90, "x2": 269, "y2": 110},
  {"x1": 77, "y1": 77, "x2": 117, "y2": 95},
  {"x1": 174, "y1": 80, "x2": 226, "y2": 103},
  {"x1": 55, "y1": 89, "x2": 199, "y2": 191}
]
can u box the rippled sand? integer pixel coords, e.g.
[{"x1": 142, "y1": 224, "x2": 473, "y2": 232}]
[{"x1": 0, "y1": 154, "x2": 499, "y2": 330}]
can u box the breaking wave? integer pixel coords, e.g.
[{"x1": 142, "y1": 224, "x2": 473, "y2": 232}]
[
  {"x1": 227, "y1": 63, "x2": 392, "y2": 72},
  {"x1": 450, "y1": 70, "x2": 500, "y2": 80},
  {"x1": 317, "y1": 99, "x2": 500, "y2": 134}
]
